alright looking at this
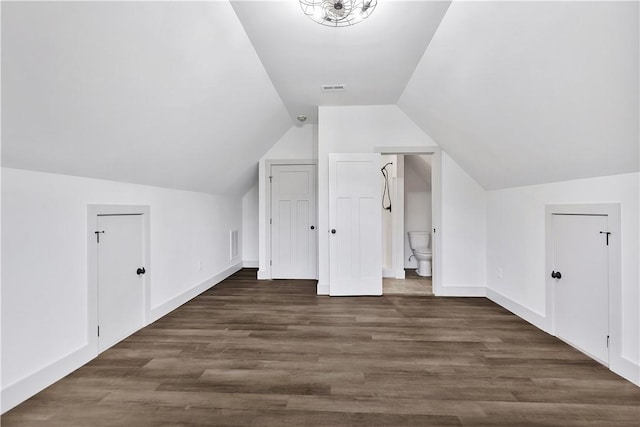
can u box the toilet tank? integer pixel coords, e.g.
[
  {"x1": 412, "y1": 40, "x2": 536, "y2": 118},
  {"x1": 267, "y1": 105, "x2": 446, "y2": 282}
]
[{"x1": 408, "y1": 231, "x2": 430, "y2": 249}]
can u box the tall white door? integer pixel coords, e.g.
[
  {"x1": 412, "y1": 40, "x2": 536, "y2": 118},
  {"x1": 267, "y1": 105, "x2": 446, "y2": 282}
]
[
  {"x1": 552, "y1": 213, "x2": 609, "y2": 364},
  {"x1": 97, "y1": 214, "x2": 145, "y2": 352},
  {"x1": 271, "y1": 164, "x2": 317, "y2": 279},
  {"x1": 329, "y1": 153, "x2": 382, "y2": 296}
]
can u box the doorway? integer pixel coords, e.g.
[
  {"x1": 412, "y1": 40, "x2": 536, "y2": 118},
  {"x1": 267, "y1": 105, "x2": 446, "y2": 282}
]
[
  {"x1": 87, "y1": 205, "x2": 150, "y2": 353},
  {"x1": 376, "y1": 148, "x2": 441, "y2": 296}
]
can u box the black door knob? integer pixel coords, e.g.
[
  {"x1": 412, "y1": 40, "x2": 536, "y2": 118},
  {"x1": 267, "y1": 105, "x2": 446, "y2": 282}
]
[
  {"x1": 331, "y1": 229, "x2": 336, "y2": 234},
  {"x1": 137, "y1": 267, "x2": 146, "y2": 275},
  {"x1": 310, "y1": 225, "x2": 315, "y2": 230},
  {"x1": 551, "y1": 271, "x2": 562, "y2": 279}
]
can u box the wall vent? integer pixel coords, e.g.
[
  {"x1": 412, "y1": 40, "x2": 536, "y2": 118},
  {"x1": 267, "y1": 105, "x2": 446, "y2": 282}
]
[
  {"x1": 321, "y1": 84, "x2": 346, "y2": 92},
  {"x1": 229, "y1": 230, "x2": 239, "y2": 260}
]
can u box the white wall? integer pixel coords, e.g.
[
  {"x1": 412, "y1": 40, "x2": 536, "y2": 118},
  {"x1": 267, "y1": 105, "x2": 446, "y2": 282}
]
[
  {"x1": 486, "y1": 172, "x2": 639, "y2": 383},
  {"x1": 381, "y1": 155, "x2": 396, "y2": 272},
  {"x1": 404, "y1": 154, "x2": 432, "y2": 269},
  {"x1": 317, "y1": 105, "x2": 487, "y2": 295},
  {"x1": 1, "y1": 167, "x2": 243, "y2": 411},
  {"x1": 439, "y1": 152, "x2": 487, "y2": 294},
  {"x1": 256, "y1": 125, "x2": 318, "y2": 279},
  {"x1": 242, "y1": 183, "x2": 259, "y2": 267}
]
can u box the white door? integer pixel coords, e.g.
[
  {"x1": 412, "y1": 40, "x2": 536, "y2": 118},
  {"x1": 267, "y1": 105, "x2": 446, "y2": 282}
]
[
  {"x1": 329, "y1": 153, "x2": 382, "y2": 296},
  {"x1": 271, "y1": 164, "x2": 317, "y2": 279},
  {"x1": 552, "y1": 213, "x2": 609, "y2": 364},
  {"x1": 97, "y1": 214, "x2": 145, "y2": 352}
]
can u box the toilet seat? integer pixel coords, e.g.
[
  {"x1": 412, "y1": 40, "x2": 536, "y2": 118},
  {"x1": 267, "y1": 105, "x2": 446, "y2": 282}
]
[{"x1": 414, "y1": 247, "x2": 431, "y2": 256}]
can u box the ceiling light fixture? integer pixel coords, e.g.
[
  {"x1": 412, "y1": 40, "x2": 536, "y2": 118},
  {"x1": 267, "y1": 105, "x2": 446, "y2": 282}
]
[{"x1": 299, "y1": 0, "x2": 377, "y2": 27}]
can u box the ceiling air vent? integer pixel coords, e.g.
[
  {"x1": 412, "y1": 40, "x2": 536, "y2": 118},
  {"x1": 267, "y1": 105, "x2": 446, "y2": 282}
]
[{"x1": 321, "y1": 84, "x2": 346, "y2": 92}]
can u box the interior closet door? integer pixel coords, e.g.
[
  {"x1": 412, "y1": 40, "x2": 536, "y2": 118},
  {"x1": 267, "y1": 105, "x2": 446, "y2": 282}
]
[
  {"x1": 271, "y1": 164, "x2": 317, "y2": 279},
  {"x1": 328, "y1": 153, "x2": 382, "y2": 296},
  {"x1": 552, "y1": 213, "x2": 609, "y2": 364},
  {"x1": 97, "y1": 214, "x2": 145, "y2": 352}
]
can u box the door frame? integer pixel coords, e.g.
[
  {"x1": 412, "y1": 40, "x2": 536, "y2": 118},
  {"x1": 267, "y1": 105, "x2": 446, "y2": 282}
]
[
  {"x1": 375, "y1": 146, "x2": 442, "y2": 295},
  {"x1": 263, "y1": 159, "x2": 317, "y2": 280},
  {"x1": 87, "y1": 204, "x2": 150, "y2": 353},
  {"x1": 545, "y1": 204, "x2": 625, "y2": 372}
]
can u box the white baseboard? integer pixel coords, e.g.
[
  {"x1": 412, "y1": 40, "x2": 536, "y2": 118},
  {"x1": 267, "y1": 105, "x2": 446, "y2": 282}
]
[
  {"x1": 242, "y1": 260, "x2": 258, "y2": 268},
  {"x1": 382, "y1": 268, "x2": 394, "y2": 278},
  {"x1": 438, "y1": 285, "x2": 486, "y2": 297},
  {"x1": 257, "y1": 269, "x2": 270, "y2": 280},
  {"x1": 317, "y1": 281, "x2": 329, "y2": 295},
  {"x1": 150, "y1": 262, "x2": 242, "y2": 323},
  {"x1": 611, "y1": 356, "x2": 640, "y2": 387},
  {"x1": 2, "y1": 263, "x2": 243, "y2": 414},
  {"x1": 2, "y1": 344, "x2": 95, "y2": 413},
  {"x1": 485, "y1": 288, "x2": 547, "y2": 331},
  {"x1": 485, "y1": 287, "x2": 639, "y2": 387}
]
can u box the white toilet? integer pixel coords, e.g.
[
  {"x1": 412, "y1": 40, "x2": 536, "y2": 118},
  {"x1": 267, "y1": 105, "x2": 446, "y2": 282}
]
[{"x1": 408, "y1": 231, "x2": 432, "y2": 277}]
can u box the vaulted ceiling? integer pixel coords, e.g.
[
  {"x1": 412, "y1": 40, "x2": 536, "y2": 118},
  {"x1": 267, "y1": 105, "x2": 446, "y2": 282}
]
[{"x1": 2, "y1": 1, "x2": 638, "y2": 195}]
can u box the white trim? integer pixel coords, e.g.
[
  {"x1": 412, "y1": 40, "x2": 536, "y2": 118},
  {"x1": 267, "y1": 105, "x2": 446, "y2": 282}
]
[
  {"x1": 374, "y1": 146, "x2": 441, "y2": 155},
  {"x1": 613, "y1": 357, "x2": 640, "y2": 387},
  {"x1": 486, "y1": 288, "x2": 547, "y2": 331},
  {"x1": 243, "y1": 260, "x2": 259, "y2": 268},
  {"x1": 392, "y1": 156, "x2": 406, "y2": 280},
  {"x1": 382, "y1": 268, "x2": 395, "y2": 278},
  {"x1": 263, "y1": 159, "x2": 318, "y2": 281},
  {"x1": 1, "y1": 345, "x2": 94, "y2": 413},
  {"x1": 317, "y1": 281, "x2": 330, "y2": 295},
  {"x1": 150, "y1": 262, "x2": 242, "y2": 322},
  {"x1": 438, "y1": 285, "x2": 486, "y2": 297},
  {"x1": 545, "y1": 204, "x2": 633, "y2": 382}
]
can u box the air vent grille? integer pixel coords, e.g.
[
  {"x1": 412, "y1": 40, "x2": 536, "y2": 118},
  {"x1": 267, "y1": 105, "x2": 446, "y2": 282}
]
[
  {"x1": 321, "y1": 84, "x2": 346, "y2": 92},
  {"x1": 229, "y1": 230, "x2": 239, "y2": 260}
]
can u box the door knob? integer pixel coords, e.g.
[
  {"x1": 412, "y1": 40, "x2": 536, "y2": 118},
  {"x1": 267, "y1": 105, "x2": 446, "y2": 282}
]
[
  {"x1": 331, "y1": 229, "x2": 336, "y2": 234},
  {"x1": 551, "y1": 271, "x2": 562, "y2": 279},
  {"x1": 137, "y1": 267, "x2": 146, "y2": 275},
  {"x1": 310, "y1": 225, "x2": 315, "y2": 230}
]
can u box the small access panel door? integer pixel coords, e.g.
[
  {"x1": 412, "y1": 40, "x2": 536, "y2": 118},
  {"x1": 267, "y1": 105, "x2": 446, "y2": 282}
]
[
  {"x1": 97, "y1": 214, "x2": 145, "y2": 352},
  {"x1": 552, "y1": 213, "x2": 609, "y2": 365}
]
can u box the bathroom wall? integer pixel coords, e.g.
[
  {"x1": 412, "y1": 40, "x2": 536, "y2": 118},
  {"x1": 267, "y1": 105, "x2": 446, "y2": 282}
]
[
  {"x1": 404, "y1": 154, "x2": 432, "y2": 268},
  {"x1": 381, "y1": 155, "x2": 397, "y2": 273}
]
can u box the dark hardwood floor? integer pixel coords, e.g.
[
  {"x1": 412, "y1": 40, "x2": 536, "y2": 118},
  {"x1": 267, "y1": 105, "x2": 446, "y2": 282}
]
[{"x1": 4, "y1": 269, "x2": 639, "y2": 426}]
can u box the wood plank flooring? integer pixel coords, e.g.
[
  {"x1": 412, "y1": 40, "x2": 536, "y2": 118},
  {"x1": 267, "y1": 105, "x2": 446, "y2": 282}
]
[
  {"x1": 383, "y1": 269, "x2": 432, "y2": 295},
  {"x1": 4, "y1": 269, "x2": 639, "y2": 426}
]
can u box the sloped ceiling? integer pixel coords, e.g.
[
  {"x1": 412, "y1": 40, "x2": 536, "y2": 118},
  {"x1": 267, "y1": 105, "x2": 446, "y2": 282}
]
[
  {"x1": 2, "y1": 1, "x2": 292, "y2": 195},
  {"x1": 3, "y1": 1, "x2": 637, "y2": 195},
  {"x1": 231, "y1": 0, "x2": 451, "y2": 124},
  {"x1": 399, "y1": 1, "x2": 639, "y2": 190}
]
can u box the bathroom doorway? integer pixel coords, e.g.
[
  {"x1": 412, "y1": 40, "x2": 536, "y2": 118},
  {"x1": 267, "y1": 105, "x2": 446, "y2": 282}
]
[{"x1": 380, "y1": 153, "x2": 435, "y2": 296}]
